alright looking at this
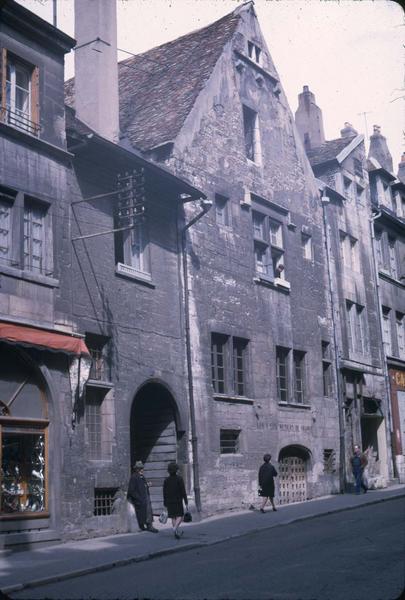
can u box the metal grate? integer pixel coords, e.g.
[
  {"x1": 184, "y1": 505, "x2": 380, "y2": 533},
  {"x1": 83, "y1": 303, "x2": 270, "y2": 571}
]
[
  {"x1": 220, "y1": 429, "x2": 240, "y2": 454},
  {"x1": 94, "y1": 488, "x2": 118, "y2": 516},
  {"x1": 278, "y1": 457, "x2": 307, "y2": 505}
]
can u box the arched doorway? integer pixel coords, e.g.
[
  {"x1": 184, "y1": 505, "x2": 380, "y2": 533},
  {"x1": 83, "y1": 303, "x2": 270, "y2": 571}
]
[
  {"x1": 278, "y1": 445, "x2": 311, "y2": 505},
  {"x1": 130, "y1": 382, "x2": 180, "y2": 513}
]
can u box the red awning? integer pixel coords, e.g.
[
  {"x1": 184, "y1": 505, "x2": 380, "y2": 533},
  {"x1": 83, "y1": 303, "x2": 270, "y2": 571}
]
[{"x1": 0, "y1": 322, "x2": 89, "y2": 356}]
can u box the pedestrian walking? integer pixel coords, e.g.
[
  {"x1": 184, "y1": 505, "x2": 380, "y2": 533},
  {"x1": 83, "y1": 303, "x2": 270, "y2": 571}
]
[
  {"x1": 127, "y1": 461, "x2": 158, "y2": 532},
  {"x1": 351, "y1": 445, "x2": 368, "y2": 494},
  {"x1": 258, "y1": 453, "x2": 278, "y2": 512},
  {"x1": 163, "y1": 462, "x2": 188, "y2": 539}
]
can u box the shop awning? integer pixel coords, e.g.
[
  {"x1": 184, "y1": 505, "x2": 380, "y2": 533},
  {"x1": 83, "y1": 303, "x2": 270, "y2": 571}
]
[{"x1": 0, "y1": 322, "x2": 89, "y2": 356}]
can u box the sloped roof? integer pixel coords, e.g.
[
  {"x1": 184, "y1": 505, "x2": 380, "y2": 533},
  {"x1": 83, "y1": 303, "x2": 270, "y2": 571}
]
[
  {"x1": 306, "y1": 135, "x2": 357, "y2": 167},
  {"x1": 65, "y1": 8, "x2": 242, "y2": 152}
]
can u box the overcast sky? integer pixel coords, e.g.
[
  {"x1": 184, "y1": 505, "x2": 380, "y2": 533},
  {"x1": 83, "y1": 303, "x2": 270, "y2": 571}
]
[{"x1": 19, "y1": 0, "x2": 404, "y2": 169}]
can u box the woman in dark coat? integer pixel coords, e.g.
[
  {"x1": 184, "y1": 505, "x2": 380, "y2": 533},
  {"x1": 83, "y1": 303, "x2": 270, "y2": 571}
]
[
  {"x1": 163, "y1": 462, "x2": 188, "y2": 539},
  {"x1": 258, "y1": 453, "x2": 278, "y2": 512}
]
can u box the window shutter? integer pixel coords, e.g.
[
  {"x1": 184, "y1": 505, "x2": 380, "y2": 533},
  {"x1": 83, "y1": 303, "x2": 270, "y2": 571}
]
[
  {"x1": 31, "y1": 65, "x2": 40, "y2": 133},
  {"x1": 0, "y1": 47, "x2": 7, "y2": 123}
]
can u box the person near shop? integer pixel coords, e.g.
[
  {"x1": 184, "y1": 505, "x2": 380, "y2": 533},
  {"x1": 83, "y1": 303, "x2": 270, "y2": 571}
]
[
  {"x1": 258, "y1": 453, "x2": 278, "y2": 512},
  {"x1": 351, "y1": 445, "x2": 368, "y2": 494},
  {"x1": 127, "y1": 461, "x2": 158, "y2": 532},
  {"x1": 163, "y1": 462, "x2": 188, "y2": 539}
]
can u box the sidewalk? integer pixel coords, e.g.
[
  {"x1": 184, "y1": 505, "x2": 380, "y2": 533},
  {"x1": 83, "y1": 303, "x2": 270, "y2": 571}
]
[{"x1": 1, "y1": 485, "x2": 404, "y2": 595}]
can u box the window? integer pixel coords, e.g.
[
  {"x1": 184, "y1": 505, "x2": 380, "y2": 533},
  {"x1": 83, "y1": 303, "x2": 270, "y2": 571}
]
[
  {"x1": 323, "y1": 449, "x2": 336, "y2": 474},
  {"x1": 0, "y1": 191, "x2": 13, "y2": 266},
  {"x1": 247, "y1": 41, "x2": 261, "y2": 64},
  {"x1": 396, "y1": 312, "x2": 405, "y2": 359},
  {"x1": 252, "y1": 211, "x2": 286, "y2": 281},
  {"x1": 301, "y1": 233, "x2": 312, "y2": 261},
  {"x1": 276, "y1": 346, "x2": 289, "y2": 403},
  {"x1": 346, "y1": 301, "x2": 368, "y2": 356},
  {"x1": 339, "y1": 231, "x2": 359, "y2": 272},
  {"x1": 215, "y1": 194, "x2": 230, "y2": 227},
  {"x1": 211, "y1": 333, "x2": 227, "y2": 394},
  {"x1": 117, "y1": 220, "x2": 150, "y2": 279},
  {"x1": 85, "y1": 388, "x2": 114, "y2": 461},
  {"x1": 388, "y1": 237, "x2": 398, "y2": 279},
  {"x1": 24, "y1": 200, "x2": 47, "y2": 273},
  {"x1": 353, "y1": 158, "x2": 363, "y2": 178},
  {"x1": 356, "y1": 185, "x2": 365, "y2": 203},
  {"x1": 322, "y1": 341, "x2": 332, "y2": 397},
  {"x1": 211, "y1": 333, "x2": 249, "y2": 397},
  {"x1": 0, "y1": 345, "x2": 48, "y2": 517},
  {"x1": 86, "y1": 334, "x2": 110, "y2": 382},
  {"x1": 381, "y1": 307, "x2": 392, "y2": 356},
  {"x1": 242, "y1": 105, "x2": 261, "y2": 163},
  {"x1": 383, "y1": 182, "x2": 392, "y2": 209},
  {"x1": 85, "y1": 392, "x2": 102, "y2": 460},
  {"x1": 343, "y1": 176, "x2": 353, "y2": 201},
  {"x1": 94, "y1": 488, "x2": 118, "y2": 516},
  {"x1": 220, "y1": 429, "x2": 240, "y2": 454},
  {"x1": 1, "y1": 50, "x2": 39, "y2": 135},
  {"x1": 0, "y1": 187, "x2": 53, "y2": 276},
  {"x1": 293, "y1": 351, "x2": 306, "y2": 404},
  {"x1": 233, "y1": 337, "x2": 248, "y2": 396}
]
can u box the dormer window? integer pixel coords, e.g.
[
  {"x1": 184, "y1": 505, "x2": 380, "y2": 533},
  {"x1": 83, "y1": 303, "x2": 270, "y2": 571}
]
[
  {"x1": 1, "y1": 50, "x2": 39, "y2": 136},
  {"x1": 248, "y1": 41, "x2": 261, "y2": 65}
]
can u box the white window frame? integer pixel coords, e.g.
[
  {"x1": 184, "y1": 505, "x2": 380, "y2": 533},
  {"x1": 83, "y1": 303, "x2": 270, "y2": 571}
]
[
  {"x1": 382, "y1": 307, "x2": 392, "y2": 356},
  {"x1": 6, "y1": 56, "x2": 32, "y2": 131}
]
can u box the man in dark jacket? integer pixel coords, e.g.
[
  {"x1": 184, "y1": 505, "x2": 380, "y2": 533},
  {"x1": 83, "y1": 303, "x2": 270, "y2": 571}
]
[
  {"x1": 127, "y1": 461, "x2": 158, "y2": 532},
  {"x1": 351, "y1": 445, "x2": 368, "y2": 494},
  {"x1": 258, "y1": 453, "x2": 278, "y2": 512}
]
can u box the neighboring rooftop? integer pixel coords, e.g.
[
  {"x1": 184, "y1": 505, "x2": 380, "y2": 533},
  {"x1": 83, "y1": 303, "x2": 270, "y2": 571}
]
[
  {"x1": 65, "y1": 6, "x2": 244, "y2": 152},
  {"x1": 306, "y1": 135, "x2": 357, "y2": 167}
]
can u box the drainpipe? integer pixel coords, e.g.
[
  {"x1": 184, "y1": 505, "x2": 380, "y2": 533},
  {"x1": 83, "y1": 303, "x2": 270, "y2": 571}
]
[
  {"x1": 369, "y1": 210, "x2": 398, "y2": 480},
  {"x1": 181, "y1": 198, "x2": 213, "y2": 513},
  {"x1": 321, "y1": 191, "x2": 346, "y2": 492}
]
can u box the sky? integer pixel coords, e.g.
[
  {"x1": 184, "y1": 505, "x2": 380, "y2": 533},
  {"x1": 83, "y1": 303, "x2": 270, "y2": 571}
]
[{"x1": 19, "y1": 0, "x2": 404, "y2": 169}]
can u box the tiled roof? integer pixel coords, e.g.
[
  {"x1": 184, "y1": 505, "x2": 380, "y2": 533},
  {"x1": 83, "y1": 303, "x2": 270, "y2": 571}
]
[
  {"x1": 306, "y1": 135, "x2": 356, "y2": 167},
  {"x1": 65, "y1": 8, "x2": 242, "y2": 152}
]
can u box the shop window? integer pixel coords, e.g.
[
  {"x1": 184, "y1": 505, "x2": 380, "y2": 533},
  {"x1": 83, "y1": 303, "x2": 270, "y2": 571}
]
[
  {"x1": 1, "y1": 50, "x2": 40, "y2": 136},
  {"x1": 220, "y1": 429, "x2": 240, "y2": 454},
  {"x1": 0, "y1": 345, "x2": 48, "y2": 517}
]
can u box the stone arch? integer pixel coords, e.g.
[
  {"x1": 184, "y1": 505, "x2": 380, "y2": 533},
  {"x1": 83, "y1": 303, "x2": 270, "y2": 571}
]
[
  {"x1": 130, "y1": 380, "x2": 186, "y2": 512},
  {"x1": 277, "y1": 444, "x2": 312, "y2": 505}
]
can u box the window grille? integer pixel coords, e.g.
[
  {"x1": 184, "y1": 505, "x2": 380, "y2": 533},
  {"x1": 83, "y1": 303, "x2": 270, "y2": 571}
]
[
  {"x1": 220, "y1": 429, "x2": 240, "y2": 454},
  {"x1": 94, "y1": 488, "x2": 118, "y2": 516}
]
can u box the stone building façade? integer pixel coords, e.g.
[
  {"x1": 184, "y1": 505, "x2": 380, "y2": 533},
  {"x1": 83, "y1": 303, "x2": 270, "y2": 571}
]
[{"x1": 0, "y1": 0, "x2": 402, "y2": 548}]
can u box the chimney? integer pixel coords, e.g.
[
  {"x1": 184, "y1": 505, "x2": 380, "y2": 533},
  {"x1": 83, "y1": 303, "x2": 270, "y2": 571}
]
[
  {"x1": 397, "y1": 153, "x2": 405, "y2": 184},
  {"x1": 295, "y1": 85, "x2": 325, "y2": 151},
  {"x1": 368, "y1": 125, "x2": 393, "y2": 173},
  {"x1": 340, "y1": 122, "x2": 357, "y2": 138},
  {"x1": 74, "y1": 0, "x2": 119, "y2": 142}
]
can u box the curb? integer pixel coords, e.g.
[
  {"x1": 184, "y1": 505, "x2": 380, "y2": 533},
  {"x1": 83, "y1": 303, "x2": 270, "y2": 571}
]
[{"x1": 2, "y1": 491, "x2": 404, "y2": 596}]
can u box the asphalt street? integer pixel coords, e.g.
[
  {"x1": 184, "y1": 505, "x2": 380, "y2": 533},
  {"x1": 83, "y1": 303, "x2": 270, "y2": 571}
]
[{"x1": 9, "y1": 498, "x2": 405, "y2": 600}]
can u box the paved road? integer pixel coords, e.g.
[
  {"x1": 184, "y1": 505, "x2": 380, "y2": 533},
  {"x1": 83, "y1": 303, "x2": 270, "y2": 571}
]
[{"x1": 10, "y1": 498, "x2": 405, "y2": 600}]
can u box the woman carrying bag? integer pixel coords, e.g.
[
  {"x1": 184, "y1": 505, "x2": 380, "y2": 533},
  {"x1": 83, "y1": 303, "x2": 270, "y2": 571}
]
[{"x1": 163, "y1": 462, "x2": 189, "y2": 539}]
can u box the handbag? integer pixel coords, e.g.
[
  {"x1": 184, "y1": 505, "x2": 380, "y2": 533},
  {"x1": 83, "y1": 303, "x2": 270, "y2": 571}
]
[
  {"x1": 159, "y1": 509, "x2": 168, "y2": 524},
  {"x1": 183, "y1": 510, "x2": 192, "y2": 523}
]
